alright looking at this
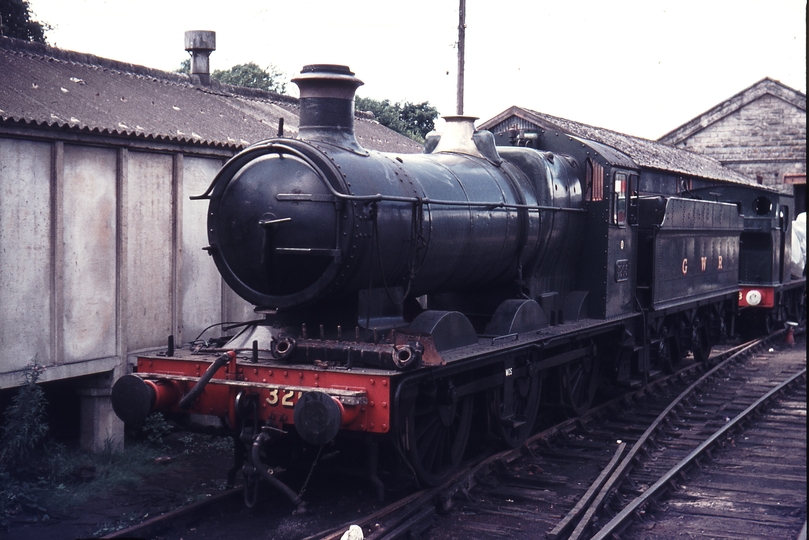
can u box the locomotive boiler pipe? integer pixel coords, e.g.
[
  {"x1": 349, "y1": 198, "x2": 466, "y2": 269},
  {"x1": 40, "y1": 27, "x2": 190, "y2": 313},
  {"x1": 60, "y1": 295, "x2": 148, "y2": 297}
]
[
  {"x1": 250, "y1": 430, "x2": 307, "y2": 513},
  {"x1": 178, "y1": 351, "x2": 235, "y2": 410},
  {"x1": 259, "y1": 141, "x2": 584, "y2": 211},
  {"x1": 194, "y1": 141, "x2": 584, "y2": 214}
]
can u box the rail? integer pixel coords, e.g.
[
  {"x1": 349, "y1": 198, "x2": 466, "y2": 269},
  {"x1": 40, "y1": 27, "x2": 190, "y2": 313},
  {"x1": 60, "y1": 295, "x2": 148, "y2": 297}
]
[{"x1": 590, "y1": 365, "x2": 806, "y2": 540}]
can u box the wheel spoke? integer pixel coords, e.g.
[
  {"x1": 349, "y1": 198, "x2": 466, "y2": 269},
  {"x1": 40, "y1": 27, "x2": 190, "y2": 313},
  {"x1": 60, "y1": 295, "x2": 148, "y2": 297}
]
[
  {"x1": 490, "y1": 367, "x2": 542, "y2": 448},
  {"x1": 406, "y1": 387, "x2": 472, "y2": 486},
  {"x1": 562, "y1": 352, "x2": 600, "y2": 417}
]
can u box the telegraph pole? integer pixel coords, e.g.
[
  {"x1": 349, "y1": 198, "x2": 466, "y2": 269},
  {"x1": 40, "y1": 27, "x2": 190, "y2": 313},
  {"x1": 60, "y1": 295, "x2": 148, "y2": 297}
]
[{"x1": 456, "y1": 0, "x2": 466, "y2": 115}]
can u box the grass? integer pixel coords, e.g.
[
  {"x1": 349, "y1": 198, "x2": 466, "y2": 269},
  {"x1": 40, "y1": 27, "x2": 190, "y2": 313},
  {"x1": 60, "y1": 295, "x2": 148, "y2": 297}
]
[
  {"x1": 0, "y1": 365, "x2": 234, "y2": 532},
  {"x1": 37, "y1": 441, "x2": 167, "y2": 511},
  {"x1": 1, "y1": 410, "x2": 234, "y2": 530}
]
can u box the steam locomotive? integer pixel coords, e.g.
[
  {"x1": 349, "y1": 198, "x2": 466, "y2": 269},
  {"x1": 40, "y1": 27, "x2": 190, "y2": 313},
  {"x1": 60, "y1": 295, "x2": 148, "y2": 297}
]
[
  {"x1": 111, "y1": 65, "x2": 805, "y2": 508},
  {"x1": 689, "y1": 184, "x2": 805, "y2": 336}
]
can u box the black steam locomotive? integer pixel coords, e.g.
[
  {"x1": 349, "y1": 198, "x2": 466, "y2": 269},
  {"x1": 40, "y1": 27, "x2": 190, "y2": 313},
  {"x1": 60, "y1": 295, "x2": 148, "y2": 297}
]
[{"x1": 111, "y1": 65, "x2": 805, "y2": 507}]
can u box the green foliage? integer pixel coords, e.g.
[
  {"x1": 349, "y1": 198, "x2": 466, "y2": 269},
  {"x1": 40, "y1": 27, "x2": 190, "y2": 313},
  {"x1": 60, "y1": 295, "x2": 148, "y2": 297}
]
[
  {"x1": 0, "y1": 436, "x2": 166, "y2": 527},
  {"x1": 0, "y1": 470, "x2": 46, "y2": 527},
  {"x1": 212, "y1": 62, "x2": 287, "y2": 94},
  {"x1": 0, "y1": 364, "x2": 49, "y2": 526},
  {"x1": 140, "y1": 413, "x2": 173, "y2": 447},
  {"x1": 0, "y1": 0, "x2": 50, "y2": 43},
  {"x1": 175, "y1": 59, "x2": 288, "y2": 94},
  {"x1": 399, "y1": 101, "x2": 440, "y2": 142},
  {"x1": 355, "y1": 96, "x2": 439, "y2": 143},
  {"x1": 175, "y1": 58, "x2": 190, "y2": 74},
  {"x1": 0, "y1": 363, "x2": 48, "y2": 471},
  {"x1": 0, "y1": 377, "x2": 231, "y2": 532}
]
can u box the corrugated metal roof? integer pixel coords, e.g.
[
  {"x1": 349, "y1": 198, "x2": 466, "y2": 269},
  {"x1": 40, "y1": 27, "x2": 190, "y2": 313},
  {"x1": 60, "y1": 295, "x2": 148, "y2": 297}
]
[
  {"x1": 0, "y1": 36, "x2": 423, "y2": 154},
  {"x1": 479, "y1": 105, "x2": 759, "y2": 186}
]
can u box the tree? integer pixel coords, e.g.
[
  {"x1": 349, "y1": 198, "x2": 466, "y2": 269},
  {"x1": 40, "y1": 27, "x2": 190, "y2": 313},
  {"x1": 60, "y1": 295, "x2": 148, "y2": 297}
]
[
  {"x1": 175, "y1": 60, "x2": 287, "y2": 94},
  {"x1": 0, "y1": 0, "x2": 50, "y2": 43},
  {"x1": 400, "y1": 101, "x2": 440, "y2": 142},
  {"x1": 355, "y1": 96, "x2": 439, "y2": 143},
  {"x1": 175, "y1": 58, "x2": 191, "y2": 74},
  {"x1": 213, "y1": 62, "x2": 287, "y2": 94}
]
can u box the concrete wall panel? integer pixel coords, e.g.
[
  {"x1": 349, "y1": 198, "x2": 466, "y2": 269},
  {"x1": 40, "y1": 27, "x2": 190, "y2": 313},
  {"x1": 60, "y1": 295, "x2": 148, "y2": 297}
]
[
  {"x1": 125, "y1": 151, "x2": 173, "y2": 350},
  {"x1": 0, "y1": 138, "x2": 53, "y2": 372},
  {"x1": 224, "y1": 285, "x2": 255, "y2": 325},
  {"x1": 62, "y1": 145, "x2": 117, "y2": 362},
  {"x1": 180, "y1": 156, "x2": 224, "y2": 344}
]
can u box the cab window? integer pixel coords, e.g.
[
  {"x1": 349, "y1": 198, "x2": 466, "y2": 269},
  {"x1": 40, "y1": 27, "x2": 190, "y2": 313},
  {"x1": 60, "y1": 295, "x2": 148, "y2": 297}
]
[
  {"x1": 612, "y1": 172, "x2": 627, "y2": 225},
  {"x1": 586, "y1": 158, "x2": 604, "y2": 201}
]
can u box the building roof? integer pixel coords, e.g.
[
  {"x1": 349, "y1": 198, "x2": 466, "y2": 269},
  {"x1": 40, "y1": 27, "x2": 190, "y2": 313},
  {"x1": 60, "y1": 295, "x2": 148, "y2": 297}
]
[
  {"x1": 0, "y1": 36, "x2": 423, "y2": 154},
  {"x1": 658, "y1": 77, "x2": 807, "y2": 146},
  {"x1": 478, "y1": 105, "x2": 758, "y2": 186}
]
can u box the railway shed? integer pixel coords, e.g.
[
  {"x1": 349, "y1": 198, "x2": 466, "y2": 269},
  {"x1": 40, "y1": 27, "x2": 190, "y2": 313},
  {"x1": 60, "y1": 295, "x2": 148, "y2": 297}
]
[
  {"x1": 478, "y1": 106, "x2": 758, "y2": 189},
  {"x1": 0, "y1": 34, "x2": 421, "y2": 452}
]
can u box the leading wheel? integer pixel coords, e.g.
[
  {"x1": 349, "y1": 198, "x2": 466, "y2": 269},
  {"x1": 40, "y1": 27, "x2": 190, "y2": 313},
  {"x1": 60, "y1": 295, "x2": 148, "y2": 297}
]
[
  {"x1": 489, "y1": 366, "x2": 543, "y2": 448},
  {"x1": 405, "y1": 382, "x2": 473, "y2": 486},
  {"x1": 561, "y1": 352, "x2": 600, "y2": 417}
]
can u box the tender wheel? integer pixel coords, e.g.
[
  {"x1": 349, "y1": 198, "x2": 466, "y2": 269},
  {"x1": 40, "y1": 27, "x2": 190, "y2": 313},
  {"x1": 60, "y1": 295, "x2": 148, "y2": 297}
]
[
  {"x1": 661, "y1": 335, "x2": 683, "y2": 374},
  {"x1": 561, "y1": 352, "x2": 600, "y2": 417},
  {"x1": 761, "y1": 312, "x2": 775, "y2": 335},
  {"x1": 692, "y1": 325, "x2": 712, "y2": 363},
  {"x1": 786, "y1": 292, "x2": 804, "y2": 324},
  {"x1": 405, "y1": 382, "x2": 473, "y2": 486},
  {"x1": 489, "y1": 365, "x2": 543, "y2": 448},
  {"x1": 740, "y1": 311, "x2": 776, "y2": 339}
]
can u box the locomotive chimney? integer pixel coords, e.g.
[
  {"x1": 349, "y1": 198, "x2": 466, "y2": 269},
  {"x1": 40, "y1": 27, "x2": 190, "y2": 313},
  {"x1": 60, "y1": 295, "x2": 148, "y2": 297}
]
[
  {"x1": 292, "y1": 64, "x2": 364, "y2": 151},
  {"x1": 184, "y1": 30, "x2": 216, "y2": 86}
]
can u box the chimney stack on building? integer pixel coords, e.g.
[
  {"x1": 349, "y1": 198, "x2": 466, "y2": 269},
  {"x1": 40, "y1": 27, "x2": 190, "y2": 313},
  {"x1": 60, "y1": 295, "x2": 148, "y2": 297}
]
[{"x1": 184, "y1": 30, "x2": 216, "y2": 85}]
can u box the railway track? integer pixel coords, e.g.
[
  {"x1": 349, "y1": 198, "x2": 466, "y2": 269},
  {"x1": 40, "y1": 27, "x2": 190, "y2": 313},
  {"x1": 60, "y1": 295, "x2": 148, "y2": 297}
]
[
  {"x1": 598, "y1": 345, "x2": 807, "y2": 539},
  {"x1": 420, "y1": 331, "x2": 806, "y2": 540},
  {"x1": 327, "y1": 332, "x2": 805, "y2": 540},
  {"x1": 104, "y1": 331, "x2": 805, "y2": 540}
]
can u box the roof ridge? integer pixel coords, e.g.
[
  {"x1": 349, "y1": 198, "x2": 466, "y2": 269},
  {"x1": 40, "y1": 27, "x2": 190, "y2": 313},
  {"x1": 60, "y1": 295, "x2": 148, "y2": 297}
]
[
  {"x1": 658, "y1": 77, "x2": 806, "y2": 143},
  {"x1": 203, "y1": 83, "x2": 299, "y2": 106},
  {"x1": 519, "y1": 106, "x2": 663, "y2": 144},
  {"x1": 0, "y1": 35, "x2": 306, "y2": 107},
  {"x1": 0, "y1": 35, "x2": 194, "y2": 86}
]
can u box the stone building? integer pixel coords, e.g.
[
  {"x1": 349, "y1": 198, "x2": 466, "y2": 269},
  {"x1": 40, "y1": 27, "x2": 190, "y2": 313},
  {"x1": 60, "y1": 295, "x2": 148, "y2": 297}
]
[
  {"x1": 659, "y1": 78, "x2": 806, "y2": 215},
  {"x1": 0, "y1": 33, "x2": 421, "y2": 451}
]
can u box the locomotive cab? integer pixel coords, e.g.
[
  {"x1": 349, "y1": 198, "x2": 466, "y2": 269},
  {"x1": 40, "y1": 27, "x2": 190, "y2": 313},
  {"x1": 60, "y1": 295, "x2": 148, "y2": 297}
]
[{"x1": 493, "y1": 129, "x2": 639, "y2": 321}]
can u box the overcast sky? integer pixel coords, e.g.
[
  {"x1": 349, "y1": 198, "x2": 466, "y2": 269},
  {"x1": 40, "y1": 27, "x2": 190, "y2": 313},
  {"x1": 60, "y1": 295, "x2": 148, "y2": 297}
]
[{"x1": 27, "y1": 0, "x2": 806, "y2": 140}]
